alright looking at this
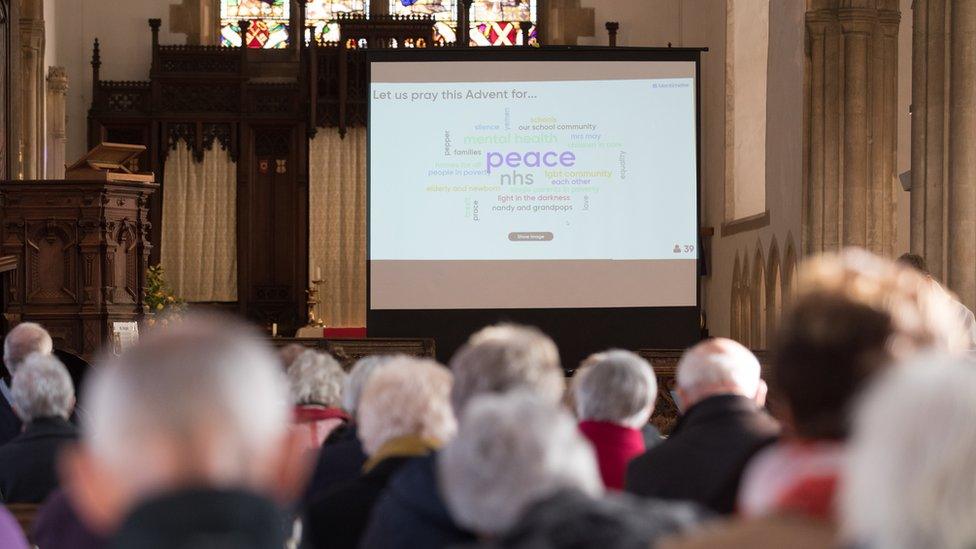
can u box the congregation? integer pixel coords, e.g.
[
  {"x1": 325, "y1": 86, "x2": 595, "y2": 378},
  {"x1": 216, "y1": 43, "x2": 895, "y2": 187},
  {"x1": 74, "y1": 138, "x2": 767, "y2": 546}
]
[{"x1": 0, "y1": 247, "x2": 971, "y2": 548}]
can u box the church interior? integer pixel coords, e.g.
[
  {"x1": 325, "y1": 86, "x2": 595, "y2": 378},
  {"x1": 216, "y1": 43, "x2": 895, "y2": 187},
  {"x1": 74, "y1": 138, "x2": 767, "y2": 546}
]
[{"x1": 0, "y1": 0, "x2": 974, "y2": 547}]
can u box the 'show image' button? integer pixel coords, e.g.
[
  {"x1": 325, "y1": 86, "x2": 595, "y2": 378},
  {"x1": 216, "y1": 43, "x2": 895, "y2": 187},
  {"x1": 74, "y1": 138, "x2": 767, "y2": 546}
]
[{"x1": 508, "y1": 232, "x2": 554, "y2": 242}]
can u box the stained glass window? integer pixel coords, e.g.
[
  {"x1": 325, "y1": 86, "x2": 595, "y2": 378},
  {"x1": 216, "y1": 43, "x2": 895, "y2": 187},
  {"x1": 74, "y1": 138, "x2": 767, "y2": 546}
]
[
  {"x1": 306, "y1": 0, "x2": 368, "y2": 44},
  {"x1": 220, "y1": 0, "x2": 291, "y2": 48},
  {"x1": 389, "y1": 0, "x2": 537, "y2": 46}
]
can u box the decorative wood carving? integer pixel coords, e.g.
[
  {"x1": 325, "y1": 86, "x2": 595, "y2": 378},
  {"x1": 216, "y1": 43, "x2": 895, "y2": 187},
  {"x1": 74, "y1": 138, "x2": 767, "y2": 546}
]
[{"x1": 0, "y1": 179, "x2": 157, "y2": 358}]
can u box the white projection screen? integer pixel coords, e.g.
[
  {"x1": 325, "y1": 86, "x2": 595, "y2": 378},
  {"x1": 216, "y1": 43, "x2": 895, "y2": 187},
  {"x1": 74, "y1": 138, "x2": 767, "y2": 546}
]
[{"x1": 366, "y1": 48, "x2": 703, "y2": 364}]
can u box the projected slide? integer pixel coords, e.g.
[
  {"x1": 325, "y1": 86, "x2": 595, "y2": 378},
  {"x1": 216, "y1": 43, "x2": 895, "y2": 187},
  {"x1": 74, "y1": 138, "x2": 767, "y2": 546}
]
[{"x1": 370, "y1": 61, "x2": 698, "y2": 310}]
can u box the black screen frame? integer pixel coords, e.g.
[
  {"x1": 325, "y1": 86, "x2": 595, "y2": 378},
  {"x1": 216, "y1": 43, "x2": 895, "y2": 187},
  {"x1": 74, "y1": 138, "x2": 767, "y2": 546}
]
[{"x1": 365, "y1": 46, "x2": 705, "y2": 367}]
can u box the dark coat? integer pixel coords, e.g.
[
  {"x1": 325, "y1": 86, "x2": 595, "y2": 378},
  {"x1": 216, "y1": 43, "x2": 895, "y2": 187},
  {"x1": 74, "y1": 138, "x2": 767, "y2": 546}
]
[
  {"x1": 625, "y1": 394, "x2": 780, "y2": 514},
  {"x1": 111, "y1": 488, "x2": 288, "y2": 549},
  {"x1": 304, "y1": 456, "x2": 413, "y2": 549},
  {"x1": 361, "y1": 453, "x2": 476, "y2": 549},
  {"x1": 0, "y1": 391, "x2": 21, "y2": 447},
  {"x1": 31, "y1": 488, "x2": 108, "y2": 549},
  {"x1": 481, "y1": 489, "x2": 707, "y2": 549},
  {"x1": 303, "y1": 423, "x2": 368, "y2": 505},
  {"x1": 0, "y1": 416, "x2": 77, "y2": 503}
]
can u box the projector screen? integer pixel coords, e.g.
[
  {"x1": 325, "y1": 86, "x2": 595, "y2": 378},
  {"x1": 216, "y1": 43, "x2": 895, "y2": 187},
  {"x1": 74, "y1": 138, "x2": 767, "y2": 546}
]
[{"x1": 370, "y1": 59, "x2": 698, "y2": 310}]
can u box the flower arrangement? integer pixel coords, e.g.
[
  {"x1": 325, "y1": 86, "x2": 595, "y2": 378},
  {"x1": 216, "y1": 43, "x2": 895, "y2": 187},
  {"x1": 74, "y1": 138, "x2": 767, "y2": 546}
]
[{"x1": 144, "y1": 265, "x2": 186, "y2": 327}]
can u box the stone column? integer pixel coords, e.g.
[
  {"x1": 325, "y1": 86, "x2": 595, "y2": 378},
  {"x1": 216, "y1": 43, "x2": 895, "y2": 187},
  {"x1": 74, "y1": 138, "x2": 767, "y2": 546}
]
[
  {"x1": 947, "y1": 0, "x2": 976, "y2": 307},
  {"x1": 45, "y1": 66, "x2": 67, "y2": 179},
  {"x1": 803, "y1": 1, "x2": 900, "y2": 256},
  {"x1": 18, "y1": 0, "x2": 43, "y2": 180},
  {"x1": 911, "y1": 0, "x2": 976, "y2": 309}
]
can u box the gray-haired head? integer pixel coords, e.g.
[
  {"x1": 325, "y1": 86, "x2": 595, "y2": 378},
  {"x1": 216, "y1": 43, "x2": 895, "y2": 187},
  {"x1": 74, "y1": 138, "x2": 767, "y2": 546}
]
[
  {"x1": 572, "y1": 350, "x2": 656, "y2": 428},
  {"x1": 676, "y1": 338, "x2": 763, "y2": 407},
  {"x1": 82, "y1": 313, "x2": 291, "y2": 493},
  {"x1": 3, "y1": 322, "x2": 53, "y2": 376},
  {"x1": 11, "y1": 353, "x2": 74, "y2": 422},
  {"x1": 449, "y1": 324, "x2": 564, "y2": 417},
  {"x1": 357, "y1": 357, "x2": 456, "y2": 456},
  {"x1": 286, "y1": 350, "x2": 346, "y2": 408},
  {"x1": 842, "y1": 355, "x2": 976, "y2": 549},
  {"x1": 343, "y1": 355, "x2": 393, "y2": 415},
  {"x1": 439, "y1": 391, "x2": 602, "y2": 536}
]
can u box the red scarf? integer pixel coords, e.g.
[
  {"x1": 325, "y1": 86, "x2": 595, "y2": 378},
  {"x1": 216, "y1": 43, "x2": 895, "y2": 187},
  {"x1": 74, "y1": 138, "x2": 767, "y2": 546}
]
[
  {"x1": 293, "y1": 405, "x2": 350, "y2": 424},
  {"x1": 578, "y1": 420, "x2": 646, "y2": 490}
]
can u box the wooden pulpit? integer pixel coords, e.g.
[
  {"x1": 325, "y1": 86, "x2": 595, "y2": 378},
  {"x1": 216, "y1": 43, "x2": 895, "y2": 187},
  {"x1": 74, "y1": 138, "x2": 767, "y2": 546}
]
[{"x1": 0, "y1": 144, "x2": 157, "y2": 359}]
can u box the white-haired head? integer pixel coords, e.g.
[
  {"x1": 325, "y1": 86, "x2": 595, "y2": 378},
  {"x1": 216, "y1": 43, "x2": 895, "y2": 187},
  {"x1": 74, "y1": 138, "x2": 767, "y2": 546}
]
[
  {"x1": 676, "y1": 338, "x2": 765, "y2": 409},
  {"x1": 3, "y1": 322, "x2": 53, "y2": 376},
  {"x1": 439, "y1": 391, "x2": 603, "y2": 536},
  {"x1": 449, "y1": 324, "x2": 564, "y2": 417},
  {"x1": 572, "y1": 350, "x2": 656, "y2": 429},
  {"x1": 82, "y1": 314, "x2": 291, "y2": 495},
  {"x1": 343, "y1": 355, "x2": 393, "y2": 415},
  {"x1": 842, "y1": 355, "x2": 976, "y2": 549},
  {"x1": 11, "y1": 353, "x2": 74, "y2": 421},
  {"x1": 357, "y1": 357, "x2": 456, "y2": 456},
  {"x1": 286, "y1": 350, "x2": 346, "y2": 408}
]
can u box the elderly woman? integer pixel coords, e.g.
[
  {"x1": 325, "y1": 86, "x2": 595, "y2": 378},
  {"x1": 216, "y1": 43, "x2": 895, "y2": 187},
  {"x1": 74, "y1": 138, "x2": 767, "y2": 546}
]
[
  {"x1": 305, "y1": 357, "x2": 456, "y2": 549},
  {"x1": 439, "y1": 391, "x2": 703, "y2": 546},
  {"x1": 286, "y1": 349, "x2": 349, "y2": 451},
  {"x1": 571, "y1": 349, "x2": 656, "y2": 490}
]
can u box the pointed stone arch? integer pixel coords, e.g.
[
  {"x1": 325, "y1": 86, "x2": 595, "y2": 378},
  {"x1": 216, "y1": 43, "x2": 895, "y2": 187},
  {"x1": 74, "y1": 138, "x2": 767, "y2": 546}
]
[
  {"x1": 751, "y1": 241, "x2": 767, "y2": 350},
  {"x1": 736, "y1": 251, "x2": 752, "y2": 347},
  {"x1": 783, "y1": 233, "x2": 799, "y2": 306},
  {"x1": 766, "y1": 236, "x2": 782, "y2": 339},
  {"x1": 731, "y1": 252, "x2": 742, "y2": 342}
]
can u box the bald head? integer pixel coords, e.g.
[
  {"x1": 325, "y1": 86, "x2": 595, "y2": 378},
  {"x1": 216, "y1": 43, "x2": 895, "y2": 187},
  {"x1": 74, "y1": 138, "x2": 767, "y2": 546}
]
[
  {"x1": 3, "y1": 322, "x2": 53, "y2": 375},
  {"x1": 676, "y1": 338, "x2": 765, "y2": 410}
]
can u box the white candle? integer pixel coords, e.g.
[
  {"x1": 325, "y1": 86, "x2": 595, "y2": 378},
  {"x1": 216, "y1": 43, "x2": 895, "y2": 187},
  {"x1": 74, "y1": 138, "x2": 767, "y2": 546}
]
[
  {"x1": 315, "y1": 266, "x2": 321, "y2": 280},
  {"x1": 271, "y1": 323, "x2": 278, "y2": 337}
]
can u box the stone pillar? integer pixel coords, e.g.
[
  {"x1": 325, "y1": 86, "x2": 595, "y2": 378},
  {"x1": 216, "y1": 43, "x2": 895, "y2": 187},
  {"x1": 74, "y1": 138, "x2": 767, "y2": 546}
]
[
  {"x1": 18, "y1": 0, "x2": 43, "y2": 180},
  {"x1": 911, "y1": 0, "x2": 976, "y2": 308},
  {"x1": 803, "y1": 1, "x2": 900, "y2": 256},
  {"x1": 45, "y1": 66, "x2": 67, "y2": 179},
  {"x1": 947, "y1": 0, "x2": 976, "y2": 306}
]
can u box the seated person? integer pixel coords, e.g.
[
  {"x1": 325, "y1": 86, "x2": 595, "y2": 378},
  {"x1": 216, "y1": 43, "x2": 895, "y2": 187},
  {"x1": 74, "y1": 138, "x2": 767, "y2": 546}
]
[
  {"x1": 0, "y1": 353, "x2": 77, "y2": 503},
  {"x1": 625, "y1": 338, "x2": 778, "y2": 514},
  {"x1": 31, "y1": 487, "x2": 108, "y2": 549},
  {"x1": 361, "y1": 324, "x2": 565, "y2": 549},
  {"x1": 738, "y1": 250, "x2": 968, "y2": 522},
  {"x1": 1, "y1": 322, "x2": 54, "y2": 445},
  {"x1": 305, "y1": 357, "x2": 456, "y2": 549},
  {"x1": 841, "y1": 357, "x2": 976, "y2": 549},
  {"x1": 59, "y1": 314, "x2": 309, "y2": 548},
  {"x1": 303, "y1": 355, "x2": 391, "y2": 503},
  {"x1": 440, "y1": 391, "x2": 706, "y2": 548},
  {"x1": 286, "y1": 350, "x2": 349, "y2": 451},
  {"x1": 571, "y1": 350, "x2": 656, "y2": 490},
  {"x1": 0, "y1": 505, "x2": 28, "y2": 549}
]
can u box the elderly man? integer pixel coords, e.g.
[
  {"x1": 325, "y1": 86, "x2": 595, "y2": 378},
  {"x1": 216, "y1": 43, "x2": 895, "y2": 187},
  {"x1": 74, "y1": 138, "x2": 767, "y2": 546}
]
[
  {"x1": 440, "y1": 391, "x2": 705, "y2": 547},
  {"x1": 572, "y1": 350, "x2": 656, "y2": 490},
  {"x1": 361, "y1": 323, "x2": 564, "y2": 549},
  {"x1": 0, "y1": 353, "x2": 77, "y2": 503},
  {"x1": 842, "y1": 357, "x2": 976, "y2": 549},
  {"x1": 305, "y1": 357, "x2": 455, "y2": 549},
  {"x1": 625, "y1": 338, "x2": 779, "y2": 514},
  {"x1": 287, "y1": 350, "x2": 349, "y2": 452},
  {"x1": 0, "y1": 322, "x2": 54, "y2": 445},
  {"x1": 60, "y1": 315, "x2": 308, "y2": 547}
]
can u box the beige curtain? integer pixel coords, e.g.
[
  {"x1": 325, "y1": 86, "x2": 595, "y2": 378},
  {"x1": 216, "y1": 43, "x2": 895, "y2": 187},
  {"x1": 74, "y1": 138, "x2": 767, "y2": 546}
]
[
  {"x1": 160, "y1": 142, "x2": 238, "y2": 302},
  {"x1": 309, "y1": 127, "x2": 367, "y2": 327}
]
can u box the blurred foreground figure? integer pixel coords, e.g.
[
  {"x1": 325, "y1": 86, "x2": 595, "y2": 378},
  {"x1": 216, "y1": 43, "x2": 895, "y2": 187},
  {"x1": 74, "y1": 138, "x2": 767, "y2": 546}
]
[
  {"x1": 626, "y1": 338, "x2": 778, "y2": 514},
  {"x1": 897, "y1": 252, "x2": 976, "y2": 349},
  {"x1": 440, "y1": 391, "x2": 706, "y2": 548},
  {"x1": 842, "y1": 357, "x2": 976, "y2": 549},
  {"x1": 662, "y1": 248, "x2": 967, "y2": 548},
  {"x1": 61, "y1": 314, "x2": 308, "y2": 549},
  {"x1": 0, "y1": 322, "x2": 54, "y2": 445}
]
